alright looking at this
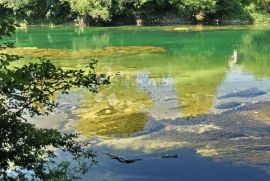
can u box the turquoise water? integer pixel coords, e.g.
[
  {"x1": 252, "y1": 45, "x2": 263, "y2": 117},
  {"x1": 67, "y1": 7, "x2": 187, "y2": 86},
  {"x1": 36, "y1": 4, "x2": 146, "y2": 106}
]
[{"x1": 12, "y1": 26, "x2": 270, "y2": 180}]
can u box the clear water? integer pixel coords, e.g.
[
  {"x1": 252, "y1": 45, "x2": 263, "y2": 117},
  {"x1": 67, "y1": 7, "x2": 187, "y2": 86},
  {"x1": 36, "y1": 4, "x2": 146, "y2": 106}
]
[{"x1": 11, "y1": 26, "x2": 270, "y2": 180}]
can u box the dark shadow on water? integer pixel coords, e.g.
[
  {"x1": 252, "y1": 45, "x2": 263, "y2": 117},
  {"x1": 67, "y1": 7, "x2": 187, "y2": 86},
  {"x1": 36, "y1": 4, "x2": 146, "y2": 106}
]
[{"x1": 84, "y1": 149, "x2": 270, "y2": 181}]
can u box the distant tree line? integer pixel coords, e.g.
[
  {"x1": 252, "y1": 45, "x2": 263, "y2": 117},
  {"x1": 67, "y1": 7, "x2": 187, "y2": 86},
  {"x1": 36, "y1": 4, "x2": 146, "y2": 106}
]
[{"x1": 0, "y1": 0, "x2": 269, "y2": 25}]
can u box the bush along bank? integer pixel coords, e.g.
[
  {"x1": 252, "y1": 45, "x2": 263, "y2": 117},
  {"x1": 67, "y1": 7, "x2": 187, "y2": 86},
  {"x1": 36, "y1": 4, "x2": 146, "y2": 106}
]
[{"x1": 1, "y1": 0, "x2": 270, "y2": 26}]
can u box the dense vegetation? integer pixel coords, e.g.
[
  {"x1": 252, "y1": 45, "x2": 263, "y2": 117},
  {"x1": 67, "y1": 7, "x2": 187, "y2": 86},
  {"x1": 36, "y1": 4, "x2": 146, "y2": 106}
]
[
  {"x1": 0, "y1": 0, "x2": 270, "y2": 25},
  {"x1": 0, "y1": 8, "x2": 110, "y2": 180}
]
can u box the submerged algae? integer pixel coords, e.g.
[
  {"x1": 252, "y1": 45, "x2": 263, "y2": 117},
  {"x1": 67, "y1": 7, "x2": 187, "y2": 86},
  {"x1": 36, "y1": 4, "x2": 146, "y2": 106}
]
[
  {"x1": 162, "y1": 25, "x2": 270, "y2": 32},
  {"x1": 76, "y1": 76, "x2": 152, "y2": 138},
  {"x1": 77, "y1": 112, "x2": 148, "y2": 138},
  {"x1": 5, "y1": 46, "x2": 166, "y2": 60}
]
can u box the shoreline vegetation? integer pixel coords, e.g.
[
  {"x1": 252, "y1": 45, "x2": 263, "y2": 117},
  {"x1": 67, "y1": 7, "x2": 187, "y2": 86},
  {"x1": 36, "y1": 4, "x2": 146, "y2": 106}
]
[
  {"x1": 1, "y1": 0, "x2": 270, "y2": 28},
  {"x1": 16, "y1": 23, "x2": 270, "y2": 32},
  {"x1": 15, "y1": 19, "x2": 258, "y2": 28},
  {"x1": 14, "y1": 18, "x2": 270, "y2": 29}
]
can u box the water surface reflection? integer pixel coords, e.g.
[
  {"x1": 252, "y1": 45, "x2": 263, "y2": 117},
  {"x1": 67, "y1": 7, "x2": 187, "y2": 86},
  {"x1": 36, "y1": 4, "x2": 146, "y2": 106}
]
[{"x1": 15, "y1": 26, "x2": 270, "y2": 180}]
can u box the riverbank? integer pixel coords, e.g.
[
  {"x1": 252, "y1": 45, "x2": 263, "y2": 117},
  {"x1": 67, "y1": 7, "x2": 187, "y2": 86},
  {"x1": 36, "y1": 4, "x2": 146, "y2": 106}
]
[
  {"x1": 15, "y1": 24, "x2": 270, "y2": 33},
  {"x1": 16, "y1": 21, "x2": 254, "y2": 29}
]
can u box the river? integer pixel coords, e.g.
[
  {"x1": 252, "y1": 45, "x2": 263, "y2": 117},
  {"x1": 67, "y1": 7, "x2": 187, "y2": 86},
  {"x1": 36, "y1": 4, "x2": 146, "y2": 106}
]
[{"x1": 10, "y1": 26, "x2": 270, "y2": 180}]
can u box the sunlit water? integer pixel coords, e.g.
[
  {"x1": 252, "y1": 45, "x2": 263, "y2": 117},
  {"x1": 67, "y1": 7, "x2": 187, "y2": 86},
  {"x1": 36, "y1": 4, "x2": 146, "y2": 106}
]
[{"x1": 9, "y1": 26, "x2": 270, "y2": 180}]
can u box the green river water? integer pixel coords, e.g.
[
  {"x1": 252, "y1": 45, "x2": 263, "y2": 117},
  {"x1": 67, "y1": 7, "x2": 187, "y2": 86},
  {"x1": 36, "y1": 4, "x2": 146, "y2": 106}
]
[{"x1": 9, "y1": 26, "x2": 270, "y2": 180}]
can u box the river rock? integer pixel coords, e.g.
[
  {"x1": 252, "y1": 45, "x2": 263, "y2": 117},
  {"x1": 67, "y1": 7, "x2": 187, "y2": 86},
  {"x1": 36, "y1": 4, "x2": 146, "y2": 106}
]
[
  {"x1": 215, "y1": 102, "x2": 242, "y2": 109},
  {"x1": 219, "y1": 88, "x2": 266, "y2": 99}
]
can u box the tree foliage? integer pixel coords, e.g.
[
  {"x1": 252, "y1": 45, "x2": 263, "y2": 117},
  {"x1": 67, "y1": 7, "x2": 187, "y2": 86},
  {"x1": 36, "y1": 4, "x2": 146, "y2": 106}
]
[
  {"x1": 0, "y1": 0, "x2": 269, "y2": 24},
  {"x1": 0, "y1": 0, "x2": 72, "y2": 23},
  {"x1": 0, "y1": 9, "x2": 110, "y2": 180},
  {"x1": 69, "y1": 0, "x2": 112, "y2": 22}
]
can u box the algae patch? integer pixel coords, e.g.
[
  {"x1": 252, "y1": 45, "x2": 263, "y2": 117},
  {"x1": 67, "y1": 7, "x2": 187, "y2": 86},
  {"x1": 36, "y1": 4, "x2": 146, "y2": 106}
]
[
  {"x1": 162, "y1": 25, "x2": 270, "y2": 32},
  {"x1": 76, "y1": 75, "x2": 152, "y2": 138},
  {"x1": 5, "y1": 46, "x2": 166, "y2": 60},
  {"x1": 77, "y1": 112, "x2": 148, "y2": 138}
]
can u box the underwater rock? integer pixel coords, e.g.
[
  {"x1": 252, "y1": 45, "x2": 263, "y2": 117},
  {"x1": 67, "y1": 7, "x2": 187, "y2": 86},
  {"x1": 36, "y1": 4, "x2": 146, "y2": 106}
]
[
  {"x1": 96, "y1": 107, "x2": 118, "y2": 116},
  {"x1": 106, "y1": 93, "x2": 120, "y2": 107},
  {"x1": 219, "y1": 88, "x2": 266, "y2": 99},
  {"x1": 215, "y1": 102, "x2": 242, "y2": 109},
  {"x1": 96, "y1": 101, "x2": 270, "y2": 171},
  {"x1": 161, "y1": 154, "x2": 178, "y2": 159}
]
